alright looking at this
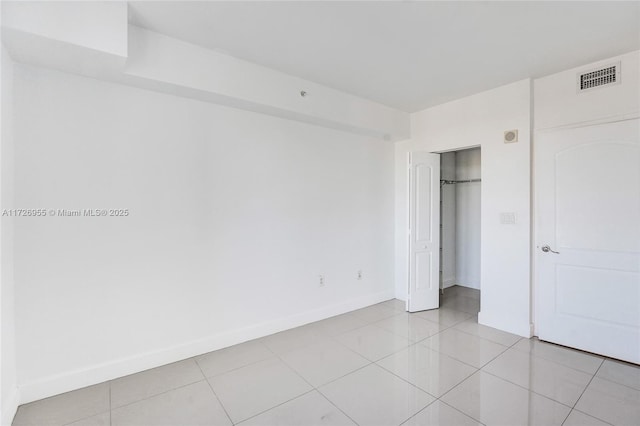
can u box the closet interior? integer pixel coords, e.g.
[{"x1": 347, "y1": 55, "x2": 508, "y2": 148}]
[{"x1": 439, "y1": 147, "x2": 481, "y2": 295}]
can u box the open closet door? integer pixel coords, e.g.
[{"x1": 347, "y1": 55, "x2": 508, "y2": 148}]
[{"x1": 408, "y1": 152, "x2": 440, "y2": 312}]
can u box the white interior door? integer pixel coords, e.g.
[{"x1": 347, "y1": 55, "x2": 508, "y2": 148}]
[
  {"x1": 536, "y1": 118, "x2": 640, "y2": 363},
  {"x1": 408, "y1": 152, "x2": 440, "y2": 312}
]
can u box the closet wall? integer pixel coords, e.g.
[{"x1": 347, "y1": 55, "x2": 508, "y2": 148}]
[
  {"x1": 440, "y1": 152, "x2": 456, "y2": 288},
  {"x1": 455, "y1": 148, "x2": 481, "y2": 289}
]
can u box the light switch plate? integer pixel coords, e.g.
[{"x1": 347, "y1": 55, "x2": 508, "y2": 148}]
[{"x1": 500, "y1": 212, "x2": 516, "y2": 224}]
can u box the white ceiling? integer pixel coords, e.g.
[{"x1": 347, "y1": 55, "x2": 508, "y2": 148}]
[{"x1": 129, "y1": 1, "x2": 640, "y2": 112}]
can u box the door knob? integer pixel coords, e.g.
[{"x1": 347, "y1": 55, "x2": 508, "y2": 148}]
[{"x1": 541, "y1": 245, "x2": 560, "y2": 254}]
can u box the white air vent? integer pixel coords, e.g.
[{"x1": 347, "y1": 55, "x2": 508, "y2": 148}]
[{"x1": 577, "y1": 62, "x2": 621, "y2": 92}]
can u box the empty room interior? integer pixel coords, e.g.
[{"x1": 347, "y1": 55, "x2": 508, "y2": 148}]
[{"x1": 1, "y1": 1, "x2": 639, "y2": 425}]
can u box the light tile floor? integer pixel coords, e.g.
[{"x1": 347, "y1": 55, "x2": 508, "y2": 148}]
[{"x1": 12, "y1": 286, "x2": 640, "y2": 426}]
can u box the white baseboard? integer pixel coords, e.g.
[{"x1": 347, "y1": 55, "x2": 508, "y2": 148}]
[
  {"x1": 18, "y1": 290, "x2": 394, "y2": 404},
  {"x1": 1, "y1": 386, "x2": 20, "y2": 426},
  {"x1": 442, "y1": 277, "x2": 456, "y2": 288},
  {"x1": 451, "y1": 280, "x2": 480, "y2": 290}
]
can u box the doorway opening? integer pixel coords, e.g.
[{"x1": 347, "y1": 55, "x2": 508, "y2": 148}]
[{"x1": 439, "y1": 147, "x2": 481, "y2": 312}]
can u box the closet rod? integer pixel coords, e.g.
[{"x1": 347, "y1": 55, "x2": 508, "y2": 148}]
[{"x1": 440, "y1": 178, "x2": 481, "y2": 186}]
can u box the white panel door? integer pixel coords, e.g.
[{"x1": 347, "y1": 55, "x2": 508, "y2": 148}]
[
  {"x1": 536, "y1": 118, "x2": 640, "y2": 363},
  {"x1": 408, "y1": 152, "x2": 440, "y2": 312}
]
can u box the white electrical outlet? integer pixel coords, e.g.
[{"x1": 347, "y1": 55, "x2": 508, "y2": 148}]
[
  {"x1": 319, "y1": 275, "x2": 325, "y2": 287},
  {"x1": 357, "y1": 270, "x2": 363, "y2": 280}
]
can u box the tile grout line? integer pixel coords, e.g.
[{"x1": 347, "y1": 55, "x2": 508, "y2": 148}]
[
  {"x1": 204, "y1": 309, "x2": 422, "y2": 426},
  {"x1": 109, "y1": 381, "x2": 112, "y2": 426},
  {"x1": 194, "y1": 358, "x2": 235, "y2": 425},
  {"x1": 313, "y1": 388, "x2": 361, "y2": 426},
  {"x1": 412, "y1": 333, "x2": 510, "y2": 372},
  {"x1": 468, "y1": 336, "x2": 593, "y2": 411},
  {"x1": 315, "y1": 389, "x2": 362, "y2": 426},
  {"x1": 477, "y1": 337, "x2": 600, "y2": 409},
  {"x1": 57, "y1": 383, "x2": 114, "y2": 426},
  {"x1": 237, "y1": 331, "x2": 364, "y2": 424},
  {"x1": 479, "y1": 369, "x2": 575, "y2": 410},
  {"x1": 438, "y1": 398, "x2": 488, "y2": 426},
  {"x1": 594, "y1": 374, "x2": 640, "y2": 392},
  {"x1": 197, "y1": 351, "x2": 276, "y2": 381},
  {"x1": 562, "y1": 358, "x2": 609, "y2": 426},
  {"x1": 267, "y1": 348, "x2": 362, "y2": 426},
  {"x1": 108, "y1": 378, "x2": 208, "y2": 412},
  {"x1": 568, "y1": 408, "x2": 614, "y2": 426},
  {"x1": 510, "y1": 340, "x2": 606, "y2": 376},
  {"x1": 430, "y1": 332, "x2": 525, "y2": 424},
  {"x1": 233, "y1": 389, "x2": 319, "y2": 425}
]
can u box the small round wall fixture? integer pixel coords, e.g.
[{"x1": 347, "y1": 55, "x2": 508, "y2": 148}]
[{"x1": 504, "y1": 129, "x2": 518, "y2": 143}]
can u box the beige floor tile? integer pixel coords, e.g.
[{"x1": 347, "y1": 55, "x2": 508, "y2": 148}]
[
  {"x1": 402, "y1": 401, "x2": 482, "y2": 426},
  {"x1": 110, "y1": 358, "x2": 204, "y2": 408},
  {"x1": 64, "y1": 412, "x2": 110, "y2": 426},
  {"x1": 512, "y1": 338, "x2": 603, "y2": 375},
  {"x1": 379, "y1": 299, "x2": 408, "y2": 312},
  {"x1": 349, "y1": 304, "x2": 401, "y2": 323},
  {"x1": 440, "y1": 296, "x2": 480, "y2": 315},
  {"x1": 12, "y1": 383, "x2": 109, "y2": 426},
  {"x1": 373, "y1": 315, "x2": 445, "y2": 342},
  {"x1": 377, "y1": 345, "x2": 476, "y2": 397},
  {"x1": 441, "y1": 371, "x2": 571, "y2": 426},
  {"x1": 453, "y1": 320, "x2": 522, "y2": 347},
  {"x1": 320, "y1": 364, "x2": 435, "y2": 426},
  {"x1": 238, "y1": 391, "x2": 355, "y2": 426},
  {"x1": 195, "y1": 340, "x2": 273, "y2": 378},
  {"x1": 414, "y1": 308, "x2": 473, "y2": 327},
  {"x1": 111, "y1": 381, "x2": 230, "y2": 426},
  {"x1": 483, "y1": 348, "x2": 593, "y2": 406},
  {"x1": 208, "y1": 357, "x2": 312, "y2": 423},
  {"x1": 563, "y1": 410, "x2": 611, "y2": 426},
  {"x1": 308, "y1": 313, "x2": 368, "y2": 336},
  {"x1": 280, "y1": 339, "x2": 369, "y2": 387},
  {"x1": 575, "y1": 377, "x2": 640, "y2": 426},
  {"x1": 596, "y1": 359, "x2": 640, "y2": 391},
  {"x1": 261, "y1": 324, "x2": 327, "y2": 354},
  {"x1": 336, "y1": 325, "x2": 411, "y2": 361},
  {"x1": 421, "y1": 328, "x2": 507, "y2": 368},
  {"x1": 443, "y1": 286, "x2": 480, "y2": 300}
]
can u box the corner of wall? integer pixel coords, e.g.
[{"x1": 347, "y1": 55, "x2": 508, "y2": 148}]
[
  {"x1": 1, "y1": 44, "x2": 18, "y2": 426},
  {"x1": 0, "y1": 387, "x2": 19, "y2": 426}
]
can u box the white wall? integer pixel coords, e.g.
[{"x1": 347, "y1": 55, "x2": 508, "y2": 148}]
[
  {"x1": 535, "y1": 50, "x2": 639, "y2": 130},
  {"x1": 1, "y1": 1, "x2": 128, "y2": 57},
  {"x1": 0, "y1": 46, "x2": 18, "y2": 425},
  {"x1": 396, "y1": 79, "x2": 531, "y2": 337},
  {"x1": 454, "y1": 148, "x2": 481, "y2": 289},
  {"x1": 12, "y1": 65, "x2": 395, "y2": 402}
]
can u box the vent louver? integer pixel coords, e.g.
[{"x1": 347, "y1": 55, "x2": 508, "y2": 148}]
[{"x1": 578, "y1": 63, "x2": 620, "y2": 92}]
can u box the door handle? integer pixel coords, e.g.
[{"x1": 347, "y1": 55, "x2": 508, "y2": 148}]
[{"x1": 541, "y1": 245, "x2": 560, "y2": 254}]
